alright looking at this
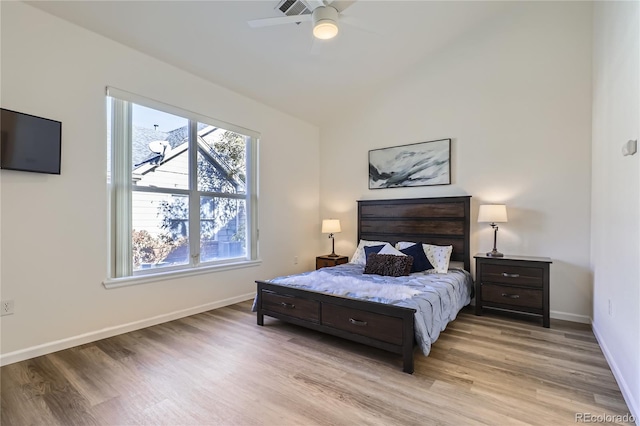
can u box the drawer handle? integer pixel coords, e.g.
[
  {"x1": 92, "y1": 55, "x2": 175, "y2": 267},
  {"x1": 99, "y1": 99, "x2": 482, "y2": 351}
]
[
  {"x1": 502, "y1": 273, "x2": 520, "y2": 278},
  {"x1": 349, "y1": 318, "x2": 368, "y2": 327},
  {"x1": 279, "y1": 302, "x2": 296, "y2": 309},
  {"x1": 501, "y1": 293, "x2": 520, "y2": 299}
]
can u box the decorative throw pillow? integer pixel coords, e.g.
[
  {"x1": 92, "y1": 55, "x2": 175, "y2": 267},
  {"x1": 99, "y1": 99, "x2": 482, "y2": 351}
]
[
  {"x1": 378, "y1": 244, "x2": 406, "y2": 256},
  {"x1": 399, "y1": 243, "x2": 433, "y2": 273},
  {"x1": 363, "y1": 244, "x2": 386, "y2": 260},
  {"x1": 351, "y1": 240, "x2": 390, "y2": 265},
  {"x1": 423, "y1": 244, "x2": 453, "y2": 273},
  {"x1": 395, "y1": 241, "x2": 453, "y2": 273},
  {"x1": 364, "y1": 253, "x2": 413, "y2": 277},
  {"x1": 396, "y1": 241, "x2": 420, "y2": 251}
]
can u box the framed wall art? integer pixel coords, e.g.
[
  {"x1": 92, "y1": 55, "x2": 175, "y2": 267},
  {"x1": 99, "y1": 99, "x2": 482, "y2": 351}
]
[{"x1": 368, "y1": 138, "x2": 451, "y2": 189}]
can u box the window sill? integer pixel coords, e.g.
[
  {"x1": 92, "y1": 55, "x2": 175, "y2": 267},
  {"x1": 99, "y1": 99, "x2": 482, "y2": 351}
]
[{"x1": 103, "y1": 259, "x2": 262, "y2": 289}]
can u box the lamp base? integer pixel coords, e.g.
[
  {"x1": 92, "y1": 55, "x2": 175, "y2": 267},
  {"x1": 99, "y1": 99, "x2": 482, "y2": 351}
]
[
  {"x1": 486, "y1": 250, "x2": 504, "y2": 257},
  {"x1": 327, "y1": 253, "x2": 340, "y2": 258}
]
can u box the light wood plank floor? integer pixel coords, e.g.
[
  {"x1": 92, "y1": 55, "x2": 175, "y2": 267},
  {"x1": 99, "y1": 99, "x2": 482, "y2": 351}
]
[{"x1": 0, "y1": 301, "x2": 632, "y2": 425}]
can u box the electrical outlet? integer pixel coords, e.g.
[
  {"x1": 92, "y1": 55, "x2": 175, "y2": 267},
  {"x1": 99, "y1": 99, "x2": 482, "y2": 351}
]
[
  {"x1": 294, "y1": 256, "x2": 298, "y2": 265},
  {"x1": 608, "y1": 299, "x2": 612, "y2": 316},
  {"x1": 1, "y1": 300, "x2": 14, "y2": 316}
]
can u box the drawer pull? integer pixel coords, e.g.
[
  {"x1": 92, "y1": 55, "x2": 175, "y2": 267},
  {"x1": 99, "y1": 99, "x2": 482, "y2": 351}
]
[
  {"x1": 501, "y1": 293, "x2": 520, "y2": 299},
  {"x1": 502, "y1": 273, "x2": 520, "y2": 278},
  {"x1": 279, "y1": 302, "x2": 296, "y2": 309},
  {"x1": 349, "y1": 318, "x2": 368, "y2": 327}
]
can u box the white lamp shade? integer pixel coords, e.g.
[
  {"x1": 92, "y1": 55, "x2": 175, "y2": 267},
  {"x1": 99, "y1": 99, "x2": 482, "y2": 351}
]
[
  {"x1": 478, "y1": 204, "x2": 508, "y2": 223},
  {"x1": 322, "y1": 219, "x2": 341, "y2": 233}
]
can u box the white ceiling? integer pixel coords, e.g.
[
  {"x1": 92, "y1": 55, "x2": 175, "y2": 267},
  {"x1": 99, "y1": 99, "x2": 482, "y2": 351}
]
[{"x1": 28, "y1": 0, "x2": 511, "y2": 126}]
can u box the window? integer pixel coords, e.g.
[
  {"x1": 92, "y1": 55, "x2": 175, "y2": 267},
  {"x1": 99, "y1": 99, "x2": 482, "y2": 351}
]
[{"x1": 106, "y1": 88, "x2": 258, "y2": 280}]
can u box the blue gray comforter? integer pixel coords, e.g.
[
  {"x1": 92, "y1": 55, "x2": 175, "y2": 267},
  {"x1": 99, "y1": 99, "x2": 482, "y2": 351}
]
[{"x1": 254, "y1": 263, "x2": 473, "y2": 356}]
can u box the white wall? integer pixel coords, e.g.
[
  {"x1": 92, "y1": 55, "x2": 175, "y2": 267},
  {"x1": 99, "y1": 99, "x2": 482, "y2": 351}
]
[
  {"x1": 320, "y1": 2, "x2": 593, "y2": 323},
  {"x1": 591, "y1": 1, "x2": 640, "y2": 420},
  {"x1": 0, "y1": 2, "x2": 320, "y2": 361}
]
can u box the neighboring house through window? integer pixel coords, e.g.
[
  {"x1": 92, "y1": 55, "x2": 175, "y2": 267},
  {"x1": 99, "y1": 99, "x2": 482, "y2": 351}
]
[{"x1": 107, "y1": 88, "x2": 258, "y2": 281}]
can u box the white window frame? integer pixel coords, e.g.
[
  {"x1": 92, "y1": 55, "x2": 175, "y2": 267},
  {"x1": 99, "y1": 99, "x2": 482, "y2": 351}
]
[{"x1": 104, "y1": 87, "x2": 259, "y2": 288}]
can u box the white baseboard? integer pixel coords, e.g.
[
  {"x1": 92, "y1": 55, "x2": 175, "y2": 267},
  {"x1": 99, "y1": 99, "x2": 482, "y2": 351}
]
[
  {"x1": 550, "y1": 310, "x2": 591, "y2": 324},
  {"x1": 470, "y1": 302, "x2": 591, "y2": 325},
  {"x1": 0, "y1": 292, "x2": 256, "y2": 367},
  {"x1": 592, "y1": 321, "x2": 639, "y2": 426}
]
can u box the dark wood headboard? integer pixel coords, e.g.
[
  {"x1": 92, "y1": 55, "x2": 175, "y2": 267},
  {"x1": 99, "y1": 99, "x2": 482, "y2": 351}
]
[{"x1": 357, "y1": 196, "x2": 472, "y2": 271}]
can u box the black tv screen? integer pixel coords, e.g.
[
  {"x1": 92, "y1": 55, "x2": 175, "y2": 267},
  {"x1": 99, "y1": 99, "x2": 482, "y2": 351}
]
[{"x1": 1, "y1": 108, "x2": 62, "y2": 174}]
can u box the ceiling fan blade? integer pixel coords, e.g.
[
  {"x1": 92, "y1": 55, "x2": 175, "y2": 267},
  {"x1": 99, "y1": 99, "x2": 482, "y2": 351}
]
[
  {"x1": 327, "y1": 0, "x2": 357, "y2": 13},
  {"x1": 248, "y1": 14, "x2": 312, "y2": 28},
  {"x1": 340, "y1": 15, "x2": 378, "y2": 35}
]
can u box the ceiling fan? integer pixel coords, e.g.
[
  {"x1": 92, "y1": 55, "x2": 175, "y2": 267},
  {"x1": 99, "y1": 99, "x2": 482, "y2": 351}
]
[{"x1": 248, "y1": 0, "x2": 357, "y2": 40}]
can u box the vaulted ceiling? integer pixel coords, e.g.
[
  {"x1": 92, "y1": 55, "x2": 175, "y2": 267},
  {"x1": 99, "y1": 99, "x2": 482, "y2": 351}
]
[{"x1": 28, "y1": 1, "x2": 511, "y2": 126}]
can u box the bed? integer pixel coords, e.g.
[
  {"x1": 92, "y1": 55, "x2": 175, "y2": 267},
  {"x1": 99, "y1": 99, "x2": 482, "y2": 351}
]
[{"x1": 255, "y1": 196, "x2": 472, "y2": 373}]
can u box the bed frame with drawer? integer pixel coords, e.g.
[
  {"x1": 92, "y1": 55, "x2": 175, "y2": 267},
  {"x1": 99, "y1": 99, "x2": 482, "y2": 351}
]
[{"x1": 255, "y1": 196, "x2": 471, "y2": 373}]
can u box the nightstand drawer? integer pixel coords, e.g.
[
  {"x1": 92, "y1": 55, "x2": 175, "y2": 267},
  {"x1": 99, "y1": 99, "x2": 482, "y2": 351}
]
[
  {"x1": 482, "y1": 284, "x2": 542, "y2": 309},
  {"x1": 261, "y1": 291, "x2": 320, "y2": 322},
  {"x1": 316, "y1": 255, "x2": 348, "y2": 270},
  {"x1": 481, "y1": 264, "x2": 543, "y2": 288},
  {"x1": 317, "y1": 258, "x2": 337, "y2": 268}
]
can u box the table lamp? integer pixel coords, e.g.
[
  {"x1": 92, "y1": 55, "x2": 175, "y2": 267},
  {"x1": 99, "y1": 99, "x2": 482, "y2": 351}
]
[
  {"x1": 478, "y1": 204, "x2": 508, "y2": 257},
  {"x1": 321, "y1": 219, "x2": 341, "y2": 257}
]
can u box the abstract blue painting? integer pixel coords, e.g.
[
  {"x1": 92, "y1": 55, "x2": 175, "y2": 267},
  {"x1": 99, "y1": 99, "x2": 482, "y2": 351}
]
[{"x1": 369, "y1": 138, "x2": 451, "y2": 189}]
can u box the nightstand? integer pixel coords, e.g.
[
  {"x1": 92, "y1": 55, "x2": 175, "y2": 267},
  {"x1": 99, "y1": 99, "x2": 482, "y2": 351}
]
[
  {"x1": 474, "y1": 254, "x2": 552, "y2": 328},
  {"x1": 316, "y1": 255, "x2": 348, "y2": 270}
]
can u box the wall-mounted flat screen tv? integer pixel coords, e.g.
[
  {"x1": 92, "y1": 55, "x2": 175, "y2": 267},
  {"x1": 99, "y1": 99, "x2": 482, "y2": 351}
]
[{"x1": 1, "y1": 108, "x2": 62, "y2": 175}]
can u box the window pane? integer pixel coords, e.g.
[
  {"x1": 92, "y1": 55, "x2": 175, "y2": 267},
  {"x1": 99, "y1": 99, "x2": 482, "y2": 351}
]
[
  {"x1": 200, "y1": 197, "x2": 246, "y2": 262},
  {"x1": 132, "y1": 192, "x2": 189, "y2": 270},
  {"x1": 197, "y1": 124, "x2": 246, "y2": 194},
  {"x1": 109, "y1": 90, "x2": 257, "y2": 280},
  {"x1": 132, "y1": 104, "x2": 189, "y2": 190}
]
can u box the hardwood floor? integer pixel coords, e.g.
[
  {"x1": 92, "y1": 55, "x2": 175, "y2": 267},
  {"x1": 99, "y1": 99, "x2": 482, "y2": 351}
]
[{"x1": 1, "y1": 301, "x2": 632, "y2": 425}]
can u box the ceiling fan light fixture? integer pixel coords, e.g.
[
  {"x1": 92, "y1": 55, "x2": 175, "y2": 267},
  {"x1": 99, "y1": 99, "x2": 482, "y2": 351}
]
[
  {"x1": 312, "y1": 6, "x2": 339, "y2": 40},
  {"x1": 313, "y1": 20, "x2": 338, "y2": 39}
]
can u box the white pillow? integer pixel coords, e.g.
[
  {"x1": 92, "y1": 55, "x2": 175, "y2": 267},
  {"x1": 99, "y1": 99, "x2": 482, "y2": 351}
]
[
  {"x1": 395, "y1": 241, "x2": 453, "y2": 273},
  {"x1": 350, "y1": 239, "x2": 389, "y2": 265},
  {"x1": 423, "y1": 244, "x2": 453, "y2": 273},
  {"x1": 378, "y1": 244, "x2": 406, "y2": 256},
  {"x1": 395, "y1": 241, "x2": 417, "y2": 250}
]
